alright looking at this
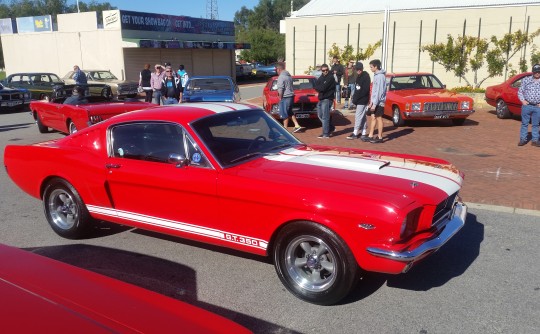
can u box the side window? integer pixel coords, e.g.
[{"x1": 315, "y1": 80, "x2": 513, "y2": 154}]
[
  {"x1": 511, "y1": 78, "x2": 522, "y2": 89},
  {"x1": 111, "y1": 123, "x2": 185, "y2": 163}
]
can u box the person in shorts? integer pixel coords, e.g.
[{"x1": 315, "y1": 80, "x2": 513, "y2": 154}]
[
  {"x1": 367, "y1": 59, "x2": 387, "y2": 143},
  {"x1": 276, "y1": 62, "x2": 304, "y2": 133}
]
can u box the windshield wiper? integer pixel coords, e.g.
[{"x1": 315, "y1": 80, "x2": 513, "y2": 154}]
[
  {"x1": 229, "y1": 152, "x2": 264, "y2": 164},
  {"x1": 268, "y1": 143, "x2": 293, "y2": 151}
]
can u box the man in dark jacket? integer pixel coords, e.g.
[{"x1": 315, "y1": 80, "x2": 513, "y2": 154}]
[
  {"x1": 160, "y1": 66, "x2": 182, "y2": 104},
  {"x1": 314, "y1": 63, "x2": 336, "y2": 138},
  {"x1": 330, "y1": 56, "x2": 344, "y2": 104},
  {"x1": 346, "y1": 62, "x2": 371, "y2": 141}
]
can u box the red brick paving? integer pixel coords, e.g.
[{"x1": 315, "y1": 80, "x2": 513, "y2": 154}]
[{"x1": 247, "y1": 97, "x2": 540, "y2": 213}]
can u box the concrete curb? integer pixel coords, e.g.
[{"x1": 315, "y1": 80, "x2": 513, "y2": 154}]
[{"x1": 466, "y1": 202, "x2": 540, "y2": 217}]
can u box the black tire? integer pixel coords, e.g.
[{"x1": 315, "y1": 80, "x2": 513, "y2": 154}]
[
  {"x1": 36, "y1": 114, "x2": 49, "y2": 133},
  {"x1": 273, "y1": 221, "x2": 360, "y2": 305},
  {"x1": 42, "y1": 178, "x2": 93, "y2": 239},
  {"x1": 68, "y1": 120, "x2": 77, "y2": 134},
  {"x1": 496, "y1": 99, "x2": 511, "y2": 119},
  {"x1": 392, "y1": 106, "x2": 404, "y2": 127},
  {"x1": 451, "y1": 118, "x2": 466, "y2": 126}
]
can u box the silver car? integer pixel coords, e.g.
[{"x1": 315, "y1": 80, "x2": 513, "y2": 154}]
[{"x1": 63, "y1": 70, "x2": 139, "y2": 99}]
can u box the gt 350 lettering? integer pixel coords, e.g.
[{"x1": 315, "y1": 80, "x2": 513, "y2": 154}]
[{"x1": 224, "y1": 233, "x2": 259, "y2": 246}]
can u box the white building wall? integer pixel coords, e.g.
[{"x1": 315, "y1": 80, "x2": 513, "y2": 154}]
[{"x1": 286, "y1": 4, "x2": 540, "y2": 88}]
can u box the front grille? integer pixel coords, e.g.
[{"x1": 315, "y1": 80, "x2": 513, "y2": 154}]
[
  {"x1": 424, "y1": 102, "x2": 458, "y2": 112},
  {"x1": 433, "y1": 191, "x2": 458, "y2": 225},
  {"x1": 0, "y1": 93, "x2": 21, "y2": 101}
]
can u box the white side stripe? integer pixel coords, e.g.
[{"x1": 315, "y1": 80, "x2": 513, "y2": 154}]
[{"x1": 86, "y1": 205, "x2": 268, "y2": 250}]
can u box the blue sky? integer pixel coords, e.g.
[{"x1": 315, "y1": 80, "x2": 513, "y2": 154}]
[{"x1": 101, "y1": 0, "x2": 260, "y2": 21}]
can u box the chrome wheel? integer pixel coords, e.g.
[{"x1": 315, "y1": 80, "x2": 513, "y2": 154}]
[
  {"x1": 69, "y1": 121, "x2": 77, "y2": 134},
  {"x1": 43, "y1": 178, "x2": 93, "y2": 239},
  {"x1": 496, "y1": 99, "x2": 511, "y2": 119},
  {"x1": 284, "y1": 235, "x2": 337, "y2": 292},
  {"x1": 47, "y1": 188, "x2": 79, "y2": 231},
  {"x1": 392, "y1": 106, "x2": 404, "y2": 127}
]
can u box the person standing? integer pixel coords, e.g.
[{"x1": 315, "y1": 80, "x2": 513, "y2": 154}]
[
  {"x1": 177, "y1": 65, "x2": 189, "y2": 102},
  {"x1": 343, "y1": 60, "x2": 357, "y2": 110},
  {"x1": 160, "y1": 66, "x2": 182, "y2": 105},
  {"x1": 346, "y1": 62, "x2": 371, "y2": 141},
  {"x1": 276, "y1": 62, "x2": 305, "y2": 133},
  {"x1": 331, "y1": 56, "x2": 344, "y2": 104},
  {"x1": 517, "y1": 63, "x2": 540, "y2": 146},
  {"x1": 139, "y1": 64, "x2": 152, "y2": 103},
  {"x1": 73, "y1": 65, "x2": 87, "y2": 85},
  {"x1": 366, "y1": 59, "x2": 387, "y2": 143},
  {"x1": 314, "y1": 63, "x2": 336, "y2": 138},
  {"x1": 150, "y1": 64, "x2": 165, "y2": 105}
]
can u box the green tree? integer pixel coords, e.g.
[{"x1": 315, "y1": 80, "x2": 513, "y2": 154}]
[
  {"x1": 234, "y1": 0, "x2": 309, "y2": 64},
  {"x1": 327, "y1": 40, "x2": 382, "y2": 64},
  {"x1": 423, "y1": 29, "x2": 540, "y2": 88}
]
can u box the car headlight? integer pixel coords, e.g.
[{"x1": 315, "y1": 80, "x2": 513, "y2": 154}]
[
  {"x1": 460, "y1": 101, "x2": 470, "y2": 110},
  {"x1": 24, "y1": 93, "x2": 30, "y2": 98},
  {"x1": 271, "y1": 104, "x2": 279, "y2": 114},
  {"x1": 411, "y1": 102, "x2": 421, "y2": 111}
]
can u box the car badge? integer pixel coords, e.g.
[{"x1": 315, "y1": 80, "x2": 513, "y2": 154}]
[{"x1": 410, "y1": 181, "x2": 419, "y2": 188}]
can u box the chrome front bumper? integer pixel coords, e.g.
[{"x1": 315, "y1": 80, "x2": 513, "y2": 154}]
[
  {"x1": 367, "y1": 202, "x2": 467, "y2": 264},
  {"x1": 404, "y1": 110, "x2": 475, "y2": 118}
]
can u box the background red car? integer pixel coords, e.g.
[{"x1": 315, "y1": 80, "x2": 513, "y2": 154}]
[
  {"x1": 262, "y1": 75, "x2": 320, "y2": 121},
  {"x1": 384, "y1": 72, "x2": 475, "y2": 126},
  {"x1": 484, "y1": 72, "x2": 530, "y2": 118}
]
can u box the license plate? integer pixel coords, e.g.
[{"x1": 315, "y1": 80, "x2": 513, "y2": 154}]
[
  {"x1": 3, "y1": 101, "x2": 22, "y2": 107},
  {"x1": 434, "y1": 114, "x2": 449, "y2": 119},
  {"x1": 295, "y1": 113, "x2": 310, "y2": 118}
]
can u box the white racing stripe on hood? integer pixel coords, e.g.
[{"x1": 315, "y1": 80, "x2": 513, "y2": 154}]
[
  {"x1": 184, "y1": 102, "x2": 253, "y2": 113},
  {"x1": 265, "y1": 150, "x2": 461, "y2": 195}
]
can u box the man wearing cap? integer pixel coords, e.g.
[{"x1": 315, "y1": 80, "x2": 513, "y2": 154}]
[
  {"x1": 346, "y1": 62, "x2": 371, "y2": 140},
  {"x1": 517, "y1": 63, "x2": 540, "y2": 146}
]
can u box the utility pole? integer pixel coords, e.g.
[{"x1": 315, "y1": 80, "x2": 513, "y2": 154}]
[{"x1": 206, "y1": 0, "x2": 219, "y2": 20}]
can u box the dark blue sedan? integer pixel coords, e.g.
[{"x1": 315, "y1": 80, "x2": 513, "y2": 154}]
[
  {"x1": 0, "y1": 82, "x2": 31, "y2": 112},
  {"x1": 182, "y1": 76, "x2": 240, "y2": 103}
]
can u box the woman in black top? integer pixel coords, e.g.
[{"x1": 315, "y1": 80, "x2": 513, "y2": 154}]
[{"x1": 139, "y1": 64, "x2": 152, "y2": 103}]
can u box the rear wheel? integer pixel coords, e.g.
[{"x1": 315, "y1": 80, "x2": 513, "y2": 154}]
[
  {"x1": 36, "y1": 114, "x2": 49, "y2": 133},
  {"x1": 273, "y1": 221, "x2": 360, "y2": 305},
  {"x1": 496, "y1": 99, "x2": 511, "y2": 119},
  {"x1": 42, "y1": 178, "x2": 93, "y2": 239},
  {"x1": 392, "y1": 106, "x2": 404, "y2": 127}
]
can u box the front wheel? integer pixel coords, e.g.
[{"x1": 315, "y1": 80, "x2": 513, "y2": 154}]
[
  {"x1": 392, "y1": 106, "x2": 404, "y2": 127},
  {"x1": 43, "y1": 178, "x2": 93, "y2": 239},
  {"x1": 273, "y1": 221, "x2": 360, "y2": 305}
]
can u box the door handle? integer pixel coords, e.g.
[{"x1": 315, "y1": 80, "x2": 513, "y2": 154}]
[{"x1": 105, "y1": 163, "x2": 121, "y2": 169}]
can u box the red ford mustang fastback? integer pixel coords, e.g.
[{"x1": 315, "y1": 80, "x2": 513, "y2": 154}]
[
  {"x1": 4, "y1": 103, "x2": 467, "y2": 305},
  {"x1": 385, "y1": 72, "x2": 475, "y2": 126}
]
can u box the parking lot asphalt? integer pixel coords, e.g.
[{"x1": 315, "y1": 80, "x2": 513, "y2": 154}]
[{"x1": 245, "y1": 97, "x2": 540, "y2": 215}]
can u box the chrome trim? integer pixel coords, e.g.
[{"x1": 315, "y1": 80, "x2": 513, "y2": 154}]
[
  {"x1": 404, "y1": 110, "x2": 475, "y2": 118},
  {"x1": 367, "y1": 202, "x2": 467, "y2": 262}
]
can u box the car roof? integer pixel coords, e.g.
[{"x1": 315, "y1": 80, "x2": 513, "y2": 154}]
[
  {"x1": 268, "y1": 75, "x2": 316, "y2": 80},
  {"x1": 8, "y1": 72, "x2": 60, "y2": 77},
  {"x1": 107, "y1": 102, "x2": 259, "y2": 125},
  {"x1": 189, "y1": 76, "x2": 233, "y2": 80},
  {"x1": 386, "y1": 72, "x2": 435, "y2": 77}
]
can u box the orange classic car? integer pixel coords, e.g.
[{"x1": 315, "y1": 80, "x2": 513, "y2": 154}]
[
  {"x1": 484, "y1": 72, "x2": 530, "y2": 118},
  {"x1": 384, "y1": 72, "x2": 475, "y2": 126}
]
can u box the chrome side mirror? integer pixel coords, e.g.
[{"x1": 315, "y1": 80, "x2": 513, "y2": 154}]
[{"x1": 169, "y1": 153, "x2": 188, "y2": 167}]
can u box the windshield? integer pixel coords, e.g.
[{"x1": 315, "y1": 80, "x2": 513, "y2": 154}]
[
  {"x1": 192, "y1": 109, "x2": 302, "y2": 167},
  {"x1": 389, "y1": 74, "x2": 444, "y2": 90},
  {"x1": 187, "y1": 78, "x2": 232, "y2": 91},
  {"x1": 89, "y1": 71, "x2": 118, "y2": 80},
  {"x1": 271, "y1": 77, "x2": 316, "y2": 91}
]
